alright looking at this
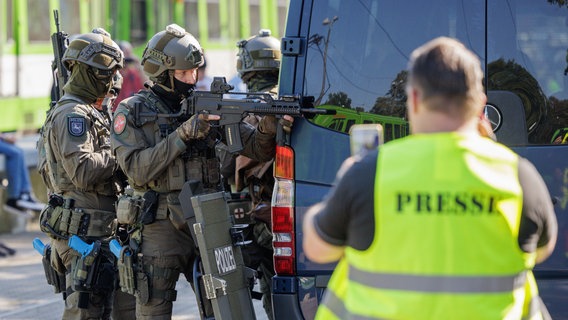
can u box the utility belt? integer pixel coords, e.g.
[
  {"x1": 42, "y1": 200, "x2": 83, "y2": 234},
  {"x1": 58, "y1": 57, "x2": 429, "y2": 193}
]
[{"x1": 40, "y1": 194, "x2": 117, "y2": 239}]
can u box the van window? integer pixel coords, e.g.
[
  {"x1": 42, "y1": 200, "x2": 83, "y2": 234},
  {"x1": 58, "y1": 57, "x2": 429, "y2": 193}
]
[
  {"x1": 303, "y1": 0, "x2": 568, "y2": 146},
  {"x1": 487, "y1": 0, "x2": 568, "y2": 145},
  {"x1": 303, "y1": 0, "x2": 484, "y2": 140}
]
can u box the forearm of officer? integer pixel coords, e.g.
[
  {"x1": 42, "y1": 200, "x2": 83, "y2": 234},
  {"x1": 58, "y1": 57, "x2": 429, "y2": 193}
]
[
  {"x1": 62, "y1": 149, "x2": 116, "y2": 190},
  {"x1": 113, "y1": 130, "x2": 187, "y2": 186},
  {"x1": 303, "y1": 204, "x2": 345, "y2": 264},
  {"x1": 239, "y1": 121, "x2": 276, "y2": 162}
]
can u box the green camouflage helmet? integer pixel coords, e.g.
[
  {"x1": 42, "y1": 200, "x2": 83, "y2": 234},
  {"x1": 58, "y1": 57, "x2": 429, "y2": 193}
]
[
  {"x1": 62, "y1": 32, "x2": 123, "y2": 71},
  {"x1": 236, "y1": 29, "x2": 281, "y2": 77},
  {"x1": 141, "y1": 24, "x2": 204, "y2": 82}
]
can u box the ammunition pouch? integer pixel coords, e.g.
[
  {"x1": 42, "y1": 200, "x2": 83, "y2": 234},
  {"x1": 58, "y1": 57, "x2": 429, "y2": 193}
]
[
  {"x1": 71, "y1": 250, "x2": 115, "y2": 294},
  {"x1": 40, "y1": 195, "x2": 117, "y2": 239},
  {"x1": 40, "y1": 244, "x2": 66, "y2": 294},
  {"x1": 116, "y1": 193, "x2": 144, "y2": 225}
]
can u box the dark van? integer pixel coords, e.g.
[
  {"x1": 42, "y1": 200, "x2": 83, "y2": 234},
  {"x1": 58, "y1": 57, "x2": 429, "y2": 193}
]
[{"x1": 270, "y1": 0, "x2": 568, "y2": 319}]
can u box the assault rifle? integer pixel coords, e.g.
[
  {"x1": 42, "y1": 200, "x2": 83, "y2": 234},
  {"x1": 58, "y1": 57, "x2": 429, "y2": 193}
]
[
  {"x1": 50, "y1": 9, "x2": 70, "y2": 107},
  {"x1": 134, "y1": 77, "x2": 334, "y2": 153},
  {"x1": 184, "y1": 77, "x2": 335, "y2": 152}
]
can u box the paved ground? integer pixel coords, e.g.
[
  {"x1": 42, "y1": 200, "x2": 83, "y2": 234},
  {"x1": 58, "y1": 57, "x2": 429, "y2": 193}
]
[{"x1": 0, "y1": 218, "x2": 268, "y2": 320}]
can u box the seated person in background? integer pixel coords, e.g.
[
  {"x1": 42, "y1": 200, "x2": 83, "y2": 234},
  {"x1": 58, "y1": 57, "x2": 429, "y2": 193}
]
[{"x1": 0, "y1": 133, "x2": 45, "y2": 214}]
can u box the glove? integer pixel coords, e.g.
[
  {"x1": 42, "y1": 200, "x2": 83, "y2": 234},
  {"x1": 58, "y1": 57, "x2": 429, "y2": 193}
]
[
  {"x1": 176, "y1": 113, "x2": 212, "y2": 141},
  {"x1": 258, "y1": 115, "x2": 294, "y2": 135}
]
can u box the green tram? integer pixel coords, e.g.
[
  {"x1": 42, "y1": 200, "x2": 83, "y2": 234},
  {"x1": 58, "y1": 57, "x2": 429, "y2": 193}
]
[
  {"x1": 312, "y1": 105, "x2": 409, "y2": 142},
  {"x1": 0, "y1": 0, "x2": 289, "y2": 132}
]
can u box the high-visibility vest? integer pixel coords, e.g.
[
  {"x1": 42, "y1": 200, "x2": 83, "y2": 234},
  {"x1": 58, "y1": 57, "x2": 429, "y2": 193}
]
[{"x1": 317, "y1": 133, "x2": 543, "y2": 320}]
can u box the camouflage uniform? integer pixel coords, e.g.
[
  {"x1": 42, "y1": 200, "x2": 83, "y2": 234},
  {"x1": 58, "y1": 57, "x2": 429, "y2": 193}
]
[
  {"x1": 110, "y1": 24, "x2": 277, "y2": 319},
  {"x1": 38, "y1": 31, "x2": 136, "y2": 319}
]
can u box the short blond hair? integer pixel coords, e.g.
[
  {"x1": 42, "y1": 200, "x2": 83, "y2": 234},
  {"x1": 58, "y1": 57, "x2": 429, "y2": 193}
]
[{"x1": 407, "y1": 37, "x2": 485, "y2": 119}]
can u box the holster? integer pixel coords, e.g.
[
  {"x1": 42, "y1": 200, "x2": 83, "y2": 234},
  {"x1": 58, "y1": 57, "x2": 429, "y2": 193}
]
[
  {"x1": 40, "y1": 245, "x2": 66, "y2": 294},
  {"x1": 114, "y1": 243, "x2": 150, "y2": 304},
  {"x1": 116, "y1": 248, "x2": 136, "y2": 296},
  {"x1": 71, "y1": 250, "x2": 115, "y2": 294}
]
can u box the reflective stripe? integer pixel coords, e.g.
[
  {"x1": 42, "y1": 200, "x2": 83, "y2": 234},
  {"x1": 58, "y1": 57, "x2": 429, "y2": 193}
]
[
  {"x1": 322, "y1": 289, "x2": 347, "y2": 319},
  {"x1": 522, "y1": 296, "x2": 544, "y2": 320},
  {"x1": 350, "y1": 265, "x2": 527, "y2": 293},
  {"x1": 322, "y1": 289, "x2": 387, "y2": 320}
]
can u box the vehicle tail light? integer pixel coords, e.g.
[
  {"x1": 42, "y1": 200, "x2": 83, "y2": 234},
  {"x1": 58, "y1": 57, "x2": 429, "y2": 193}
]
[{"x1": 272, "y1": 145, "x2": 295, "y2": 275}]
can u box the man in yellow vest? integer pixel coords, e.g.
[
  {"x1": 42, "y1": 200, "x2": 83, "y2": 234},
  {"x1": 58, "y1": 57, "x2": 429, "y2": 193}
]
[{"x1": 303, "y1": 37, "x2": 558, "y2": 320}]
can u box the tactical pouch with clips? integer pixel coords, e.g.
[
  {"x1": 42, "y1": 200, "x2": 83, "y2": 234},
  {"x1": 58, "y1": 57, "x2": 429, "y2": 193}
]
[
  {"x1": 40, "y1": 194, "x2": 73, "y2": 239},
  {"x1": 116, "y1": 193, "x2": 144, "y2": 225}
]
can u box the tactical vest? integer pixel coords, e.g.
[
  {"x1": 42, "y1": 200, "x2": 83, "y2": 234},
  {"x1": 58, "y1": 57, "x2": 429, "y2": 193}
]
[
  {"x1": 317, "y1": 133, "x2": 543, "y2": 320},
  {"x1": 128, "y1": 90, "x2": 221, "y2": 193},
  {"x1": 38, "y1": 95, "x2": 117, "y2": 196}
]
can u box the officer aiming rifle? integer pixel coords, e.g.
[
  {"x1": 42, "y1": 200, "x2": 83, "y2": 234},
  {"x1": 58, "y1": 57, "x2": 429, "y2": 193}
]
[{"x1": 133, "y1": 77, "x2": 333, "y2": 153}]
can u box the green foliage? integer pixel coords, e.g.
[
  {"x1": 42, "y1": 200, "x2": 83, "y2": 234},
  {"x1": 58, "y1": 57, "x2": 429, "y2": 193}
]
[{"x1": 324, "y1": 91, "x2": 352, "y2": 108}]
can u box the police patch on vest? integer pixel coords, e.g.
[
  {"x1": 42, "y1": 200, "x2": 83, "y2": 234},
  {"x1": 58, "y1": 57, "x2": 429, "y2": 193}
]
[
  {"x1": 113, "y1": 112, "x2": 127, "y2": 135},
  {"x1": 68, "y1": 117, "x2": 86, "y2": 137}
]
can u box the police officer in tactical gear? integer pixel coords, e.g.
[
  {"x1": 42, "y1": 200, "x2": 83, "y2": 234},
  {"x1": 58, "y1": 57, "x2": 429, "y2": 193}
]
[
  {"x1": 222, "y1": 29, "x2": 284, "y2": 320},
  {"x1": 110, "y1": 24, "x2": 282, "y2": 319},
  {"x1": 37, "y1": 30, "x2": 136, "y2": 319}
]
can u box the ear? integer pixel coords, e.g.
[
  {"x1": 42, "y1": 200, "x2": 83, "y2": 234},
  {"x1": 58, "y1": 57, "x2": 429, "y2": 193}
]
[{"x1": 407, "y1": 87, "x2": 420, "y2": 115}]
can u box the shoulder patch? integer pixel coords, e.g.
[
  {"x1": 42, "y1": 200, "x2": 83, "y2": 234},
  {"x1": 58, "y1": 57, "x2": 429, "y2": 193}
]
[
  {"x1": 113, "y1": 112, "x2": 127, "y2": 135},
  {"x1": 68, "y1": 116, "x2": 86, "y2": 137}
]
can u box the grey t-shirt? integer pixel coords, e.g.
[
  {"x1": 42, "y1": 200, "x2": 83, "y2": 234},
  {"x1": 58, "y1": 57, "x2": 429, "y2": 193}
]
[{"x1": 313, "y1": 149, "x2": 557, "y2": 253}]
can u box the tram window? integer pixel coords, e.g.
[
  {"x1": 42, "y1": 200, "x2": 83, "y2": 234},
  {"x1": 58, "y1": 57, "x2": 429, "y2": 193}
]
[
  {"x1": 27, "y1": 0, "x2": 50, "y2": 42},
  {"x1": 207, "y1": 3, "x2": 221, "y2": 39},
  {"x1": 60, "y1": 0, "x2": 81, "y2": 35},
  {"x1": 184, "y1": 0, "x2": 200, "y2": 41},
  {"x1": 345, "y1": 119, "x2": 356, "y2": 133},
  {"x1": 5, "y1": 0, "x2": 13, "y2": 42},
  {"x1": 249, "y1": 3, "x2": 261, "y2": 38},
  {"x1": 130, "y1": 0, "x2": 148, "y2": 46},
  {"x1": 393, "y1": 124, "x2": 401, "y2": 138},
  {"x1": 384, "y1": 124, "x2": 393, "y2": 142}
]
